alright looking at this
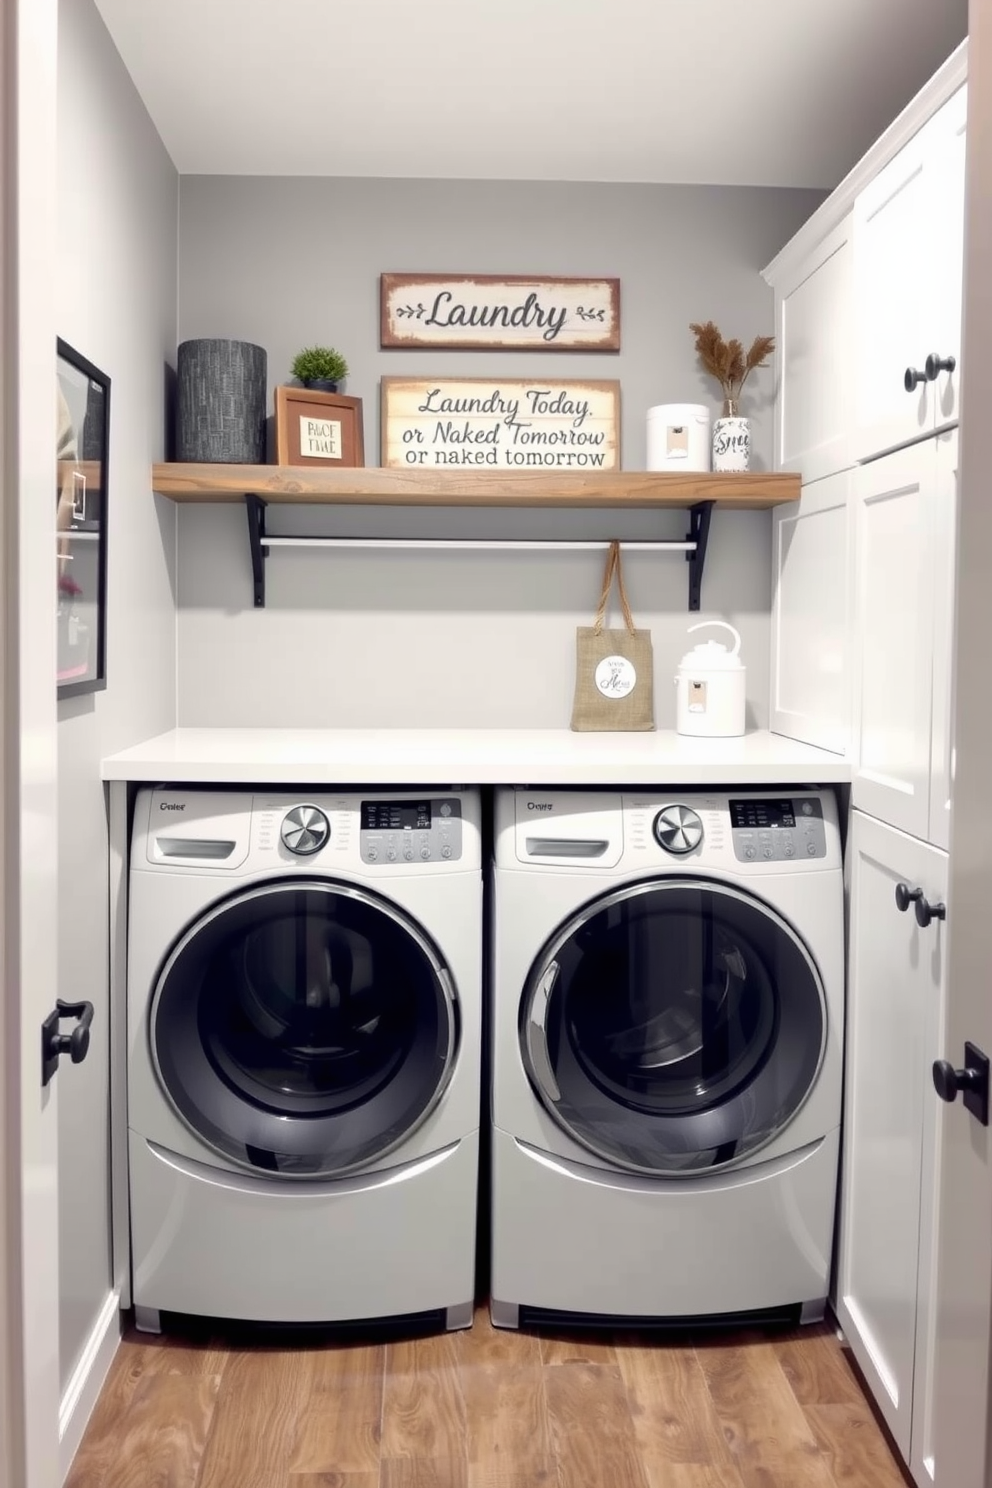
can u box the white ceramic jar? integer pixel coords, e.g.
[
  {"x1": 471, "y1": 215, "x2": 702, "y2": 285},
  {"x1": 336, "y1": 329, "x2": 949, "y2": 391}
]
[
  {"x1": 646, "y1": 404, "x2": 710, "y2": 472},
  {"x1": 675, "y1": 621, "x2": 746, "y2": 737}
]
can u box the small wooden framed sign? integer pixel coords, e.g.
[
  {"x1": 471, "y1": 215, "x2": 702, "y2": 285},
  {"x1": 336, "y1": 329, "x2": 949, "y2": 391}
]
[
  {"x1": 381, "y1": 377, "x2": 620, "y2": 470},
  {"x1": 274, "y1": 386, "x2": 365, "y2": 468},
  {"x1": 380, "y1": 274, "x2": 621, "y2": 351}
]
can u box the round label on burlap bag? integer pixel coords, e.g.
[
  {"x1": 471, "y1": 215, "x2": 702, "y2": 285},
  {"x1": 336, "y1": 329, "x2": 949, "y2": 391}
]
[{"x1": 595, "y1": 655, "x2": 636, "y2": 698}]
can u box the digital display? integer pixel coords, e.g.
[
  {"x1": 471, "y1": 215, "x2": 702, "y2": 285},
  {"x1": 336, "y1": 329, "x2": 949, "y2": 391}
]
[
  {"x1": 729, "y1": 798, "x2": 796, "y2": 830},
  {"x1": 361, "y1": 800, "x2": 431, "y2": 832}
]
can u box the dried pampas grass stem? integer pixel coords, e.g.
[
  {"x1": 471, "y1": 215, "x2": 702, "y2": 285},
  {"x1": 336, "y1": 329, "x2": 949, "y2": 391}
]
[{"x1": 689, "y1": 320, "x2": 775, "y2": 402}]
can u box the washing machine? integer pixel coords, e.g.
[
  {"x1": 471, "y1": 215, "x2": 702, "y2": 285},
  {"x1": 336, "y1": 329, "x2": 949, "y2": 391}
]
[
  {"x1": 127, "y1": 786, "x2": 481, "y2": 1333},
  {"x1": 490, "y1": 787, "x2": 844, "y2": 1329}
]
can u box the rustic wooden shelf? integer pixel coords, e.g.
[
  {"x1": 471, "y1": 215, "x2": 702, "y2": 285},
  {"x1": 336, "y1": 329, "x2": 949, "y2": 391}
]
[
  {"x1": 151, "y1": 464, "x2": 799, "y2": 610},
  {"x1": 151, "y1": 464, "x2": 799, "y2": 510}
]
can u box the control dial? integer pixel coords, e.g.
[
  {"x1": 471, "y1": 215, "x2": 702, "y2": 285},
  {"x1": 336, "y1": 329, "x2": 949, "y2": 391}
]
[
  {"x1": 280, "y1": 804, "x2": 330, "y2": 856},
  {"x1": 653, "y1": 804, "x2": 703, "y2": 855}
]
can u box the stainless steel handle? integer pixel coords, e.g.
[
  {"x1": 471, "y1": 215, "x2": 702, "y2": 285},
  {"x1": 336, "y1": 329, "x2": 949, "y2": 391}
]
[
  {"x1": 155, "y1": 837, "x2": 237, "y2": 859},
  {"x1": 525, "y1": 960, "x2": 561, "y2": 1101},
  {"x1": 525, "y1": 838, "x2": 609, "y2": 858}
]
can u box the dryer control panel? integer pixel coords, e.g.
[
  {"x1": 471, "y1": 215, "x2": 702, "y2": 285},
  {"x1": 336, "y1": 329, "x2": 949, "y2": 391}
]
[
  {"x1": 729, "y1": 796, "x2": 827, "y2": 862},
  {"x1": 360, "y1": 796, "x2": 463, "y2": 864}
]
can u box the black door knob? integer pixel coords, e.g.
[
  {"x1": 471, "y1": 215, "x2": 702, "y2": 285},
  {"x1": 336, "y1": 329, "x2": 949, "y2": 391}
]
[
  {"x1": 41, "y1": 998, "x2": 95, "y2": 1087},
  {"x1": 904, "y1": 366, "x2": 928, "y2": 391},
  {"x1": 933, "y1": 1042, "x2": 990, "y2": 1126},
  {"x1": 933, "y1": 1060, "x2": 974, "y2": 1102},
  {"x1": 925, "y1": 352, "x2": 957, "y2": 380},
  {"x1": 915, "y1": 895, "x2": 946, "y2": 928},
  {"x1": 895, "y1": 882, "x2": 923, "y2": 913}
]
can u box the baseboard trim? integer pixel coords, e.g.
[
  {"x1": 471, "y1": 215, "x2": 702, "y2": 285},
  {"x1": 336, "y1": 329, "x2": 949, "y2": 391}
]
[{"x1": 59, "y1": 1288, "x2": 121, "y2": 1482}]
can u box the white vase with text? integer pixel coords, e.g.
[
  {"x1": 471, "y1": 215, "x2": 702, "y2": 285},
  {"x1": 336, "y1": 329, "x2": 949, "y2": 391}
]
[{"x1": 713, "y1": 399, "x2": 750, "y2": 471}]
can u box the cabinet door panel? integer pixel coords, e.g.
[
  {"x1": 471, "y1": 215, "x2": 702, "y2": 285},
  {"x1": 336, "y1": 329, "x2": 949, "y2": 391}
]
[
  {"x1": 932, "y1": 85, "x2": 967, "y2": 436},
  {"x1": 929, "y1": 430, "x2": 958, "y2": 851},
  {"x1": 771, "y1": 470, "x2": 851, "y2": 753},
  {"x1": 776, "y1": 216, "x2": 854, "y2": 483},
  {"x1": 853, "y1": 118, "x2": 937, "y2": 460},
  {"x1": 909, "y1": 848, "x2": 949, "y2": 1486},
  {"x1": 836, "y1": 812, "x2": 947, "y2": 1460},
  {"x1": 853, "y1": 444, "x2": 935, "y2": 840}
]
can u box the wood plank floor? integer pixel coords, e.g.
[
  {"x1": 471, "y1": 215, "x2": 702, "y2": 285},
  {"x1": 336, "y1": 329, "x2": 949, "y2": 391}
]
[{"x1": 65, "y1": 1307, "x2": 911, "y2": 1488}]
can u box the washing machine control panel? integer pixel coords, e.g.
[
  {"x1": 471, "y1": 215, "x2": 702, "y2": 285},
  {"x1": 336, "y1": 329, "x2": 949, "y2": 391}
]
[
  {"x1": 730, "y1": 796, "x2": 827, "y2": 862},
  {"x1": 360, "y1": 797, "x2": 463, "y2": 864}
]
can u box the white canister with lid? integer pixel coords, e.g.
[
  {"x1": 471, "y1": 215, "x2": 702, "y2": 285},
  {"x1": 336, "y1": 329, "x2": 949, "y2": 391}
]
[
  {"x1": 675, "y1": 621, "x2": 746, "y2": 737},
  {"x1": 646, "y1": 404, "x2": 711, "y2": 472}
]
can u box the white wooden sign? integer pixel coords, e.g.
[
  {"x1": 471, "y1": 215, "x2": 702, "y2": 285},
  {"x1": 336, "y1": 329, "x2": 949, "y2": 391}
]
[
  {"x1": 380, "y1": 275, "x2": 621, "y2": 351},
  {"x1": 381, "y1": 378, "x2": 620, "y2": 470}
]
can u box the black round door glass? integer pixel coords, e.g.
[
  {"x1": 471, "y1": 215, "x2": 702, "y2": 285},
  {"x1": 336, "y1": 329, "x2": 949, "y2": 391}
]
[
  {"x1": 151, "y1": 881, "x2": 456, "y2": 1177},
  {"x1": 520, "y1": 879, "x2": 825, "y2": 1174}
]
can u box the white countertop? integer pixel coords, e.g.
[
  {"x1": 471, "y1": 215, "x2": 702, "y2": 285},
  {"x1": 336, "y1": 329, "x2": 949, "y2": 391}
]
[{"x1": 101, "y1": 728, "x2": 850, "y2": 786}]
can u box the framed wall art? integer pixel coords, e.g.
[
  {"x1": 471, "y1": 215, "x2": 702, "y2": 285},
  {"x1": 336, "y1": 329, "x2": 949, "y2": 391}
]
[
  {"x1": 381, "y1": 377, "x2": 621, "y2": 470},
  {"x1": 274, "y1": 386, "x2": 365, "y2": 468},
  {"x1": 381, "y1": 274, "x2": 621, "y2": 351},
  {"x1": 57, "y1": 338, "x2": 110, "y2": 698}
]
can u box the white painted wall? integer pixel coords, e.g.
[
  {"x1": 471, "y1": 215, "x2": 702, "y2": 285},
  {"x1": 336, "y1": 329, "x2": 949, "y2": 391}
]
[
  {"x1": 176, "y1": 176, "x2": 823, "y2": 731},
  {"x1": 55, "y1": 0, "x2": 177, "y2": 1401}
]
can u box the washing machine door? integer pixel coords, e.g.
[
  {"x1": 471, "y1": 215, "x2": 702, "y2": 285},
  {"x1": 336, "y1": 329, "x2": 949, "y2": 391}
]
[
  {"x1": 150, "y1": 880, "x2": 458, "y2": 1176},
  {"x1": 520, "y1": 878, "x2": 826, "y2": 1174}
]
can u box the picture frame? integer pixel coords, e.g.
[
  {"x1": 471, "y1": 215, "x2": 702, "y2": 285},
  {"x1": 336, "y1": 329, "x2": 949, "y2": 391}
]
[
  {"x1": 380, "y1": 273, "x2": 622, "y2": 351},
  {"x1": 57, "y1": 338, "x2": 110, "y2": 698},
  {"x1": 274, "y1": 386, "x2": 365, "y2": 468},
  {"x1": 380, "y1": 376, "x2": 620, "y2": 471}
]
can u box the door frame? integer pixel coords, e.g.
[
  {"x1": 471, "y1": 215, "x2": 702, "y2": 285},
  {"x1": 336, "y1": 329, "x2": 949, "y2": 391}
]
[
  {"x1": 1, "y1": 0, "x2": 62, "y2": 1485},
  {"x1": 930, "y1": 5, "x2": 992, "y2": 1484}
]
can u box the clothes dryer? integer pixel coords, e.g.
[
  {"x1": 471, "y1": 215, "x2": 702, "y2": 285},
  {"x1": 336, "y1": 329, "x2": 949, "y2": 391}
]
[
  {"x1": 490, "y1": 788, "x2": 843, "y2": 1328},
  {"x1": 127, "y1": 787, "x2": 481, "y2": 1332}
]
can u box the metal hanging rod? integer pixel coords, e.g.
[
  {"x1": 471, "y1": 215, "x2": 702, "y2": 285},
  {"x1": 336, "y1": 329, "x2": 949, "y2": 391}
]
[
  {"x1": 260, "y1": 537, "x2": 697, "y2": 552},
  {"x1": 242, "y1": 493, "x2": 715, "y2": 612}
]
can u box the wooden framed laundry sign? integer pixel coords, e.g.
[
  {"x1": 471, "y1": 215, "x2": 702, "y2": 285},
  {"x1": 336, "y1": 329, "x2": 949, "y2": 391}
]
[
  {"x1": 381, "y1": 377, "x2": 621, "y2": 469},
  {"x1": 380, "y1": 274, "x2": 621, "y2": 351}
]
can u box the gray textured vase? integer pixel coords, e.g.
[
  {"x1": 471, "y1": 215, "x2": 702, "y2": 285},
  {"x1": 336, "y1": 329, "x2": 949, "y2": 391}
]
[{"x1": 177, "y1": 339, "x2": 267, "y2": 463}]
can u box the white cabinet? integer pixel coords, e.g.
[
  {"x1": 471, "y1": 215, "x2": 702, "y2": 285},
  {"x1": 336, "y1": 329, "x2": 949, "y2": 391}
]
[
  {"x1": 852, "y1": 429, "x2": 957, "y2": 847},
  {"x1": 836, "y1": 811, "x2": 948, "y2": 1475},
  {"x1": 770, "y1": 468, "x2": 852, "y2": 753},
  {"x1": 772, "y1": 214, "x2": 854, "y2": 484},
  {"x1": 853, "y1": 85, "x2": 967, "y2": 462},
  {"x1": 927, "y1": 431, "x2": 959, "y2": 852}
]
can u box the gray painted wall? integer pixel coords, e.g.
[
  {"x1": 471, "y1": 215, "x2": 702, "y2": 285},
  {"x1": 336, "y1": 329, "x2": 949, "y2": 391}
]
[
  {"x1": 56, "y1": 0, "x2": 177, "y2": 1394},
  {"x1": 177, "y1": 177, "x2": 822, "y2": 730}
]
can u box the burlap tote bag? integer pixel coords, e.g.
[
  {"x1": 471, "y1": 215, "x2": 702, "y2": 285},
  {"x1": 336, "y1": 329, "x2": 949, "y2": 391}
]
[{"x1": 570, "y1": 540, "x2": 655, "y2": 731}]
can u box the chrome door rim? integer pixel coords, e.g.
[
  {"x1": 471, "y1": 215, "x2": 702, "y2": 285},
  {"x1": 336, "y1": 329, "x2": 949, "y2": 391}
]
[
  {"x1": 520, "y1": 875, "x2": 828, "y2": 1177},
  {"x1": 148, "y1": 877, "x2": 459, "y2": 1179}
]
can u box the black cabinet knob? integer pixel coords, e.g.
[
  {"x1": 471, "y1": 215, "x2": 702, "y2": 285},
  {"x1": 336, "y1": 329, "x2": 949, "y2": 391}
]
[
  {"x1": 904, "y1": 366, "x2": 928, "y2": 392},
  {"x1": 895, "y1": 882, "x2": 923, "y2": 912},
  {"x1": 915, "y1": 896, "x2": 946, "y2": 928},
  {"x1": 933, "y1": 1042, "x2": 990, "y2": 1126},
  {"x1": 925, "y1": 352, "x2": 957, "y2": 381}
]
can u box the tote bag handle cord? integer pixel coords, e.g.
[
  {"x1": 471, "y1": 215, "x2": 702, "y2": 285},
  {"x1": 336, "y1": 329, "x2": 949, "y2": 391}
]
[{"x1": 593, "y1": 540, "x2": 636, "y2": 636}]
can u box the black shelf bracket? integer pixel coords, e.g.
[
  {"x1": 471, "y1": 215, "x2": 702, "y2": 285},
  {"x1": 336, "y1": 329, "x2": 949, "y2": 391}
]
[
  {"x1": 245, "y1": 495, "x2": 268, "y2": 607},
  {"x1": 685, "y1": 501, "x2": 714, "y2": 612}
]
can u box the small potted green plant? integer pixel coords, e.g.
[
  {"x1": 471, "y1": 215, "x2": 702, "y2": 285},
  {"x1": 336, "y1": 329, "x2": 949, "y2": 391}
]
[{"x1": 290, "y1": 345, "x2": 349, "y2": 393}]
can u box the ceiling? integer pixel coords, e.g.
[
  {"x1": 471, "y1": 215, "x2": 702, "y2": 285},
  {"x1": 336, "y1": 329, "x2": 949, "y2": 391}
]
[{"x1": 93, "y1": 0, "x2": 967, "y2": 189}]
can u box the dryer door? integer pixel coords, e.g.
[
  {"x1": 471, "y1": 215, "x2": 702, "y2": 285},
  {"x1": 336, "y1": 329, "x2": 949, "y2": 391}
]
[
  {"x1": 150, "y1": 880, "x2": 458, "y2": 1176},
  {"x1": 520, "y1": 878, "x2": 826, "y2": 1174}
]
